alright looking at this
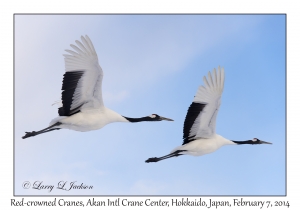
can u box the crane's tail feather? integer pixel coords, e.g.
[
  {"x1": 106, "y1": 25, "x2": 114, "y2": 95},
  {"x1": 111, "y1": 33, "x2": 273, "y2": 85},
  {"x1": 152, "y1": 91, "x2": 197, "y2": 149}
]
[
  {"x1": 22, "y1": 122, "x2": 62, "y2": 139},
  {"x1": 145, "y1": 150, "x2": 185, "y2": 163}
]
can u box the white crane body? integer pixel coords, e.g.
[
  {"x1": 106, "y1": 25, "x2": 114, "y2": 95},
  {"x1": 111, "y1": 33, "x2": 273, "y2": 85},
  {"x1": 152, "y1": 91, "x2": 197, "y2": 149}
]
[
  {"x1": 50, "y1": 107, "x2": 128, "y2": 132},
  {"x1": 170, "y1": 134, "x2": 236, "y2": 156}
]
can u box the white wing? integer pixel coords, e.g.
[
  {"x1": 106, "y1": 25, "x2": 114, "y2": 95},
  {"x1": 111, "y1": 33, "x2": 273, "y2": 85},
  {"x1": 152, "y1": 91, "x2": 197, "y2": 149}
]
[
  {"x1": 182, "y1": 67, "x2": 224, "y2": 144},
  {"x1": 59, "y1": 35, "x2": 104, "y2": 116}
]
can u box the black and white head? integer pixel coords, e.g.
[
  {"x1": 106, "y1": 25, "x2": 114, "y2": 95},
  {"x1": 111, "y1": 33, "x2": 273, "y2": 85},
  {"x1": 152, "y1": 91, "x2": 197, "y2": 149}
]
[
  {"x1": 149, "y1": 114, "x2": 174, "y2": 121},
  {"x1": 251, "y1": 138, "x2": 272, "y2": 145}
]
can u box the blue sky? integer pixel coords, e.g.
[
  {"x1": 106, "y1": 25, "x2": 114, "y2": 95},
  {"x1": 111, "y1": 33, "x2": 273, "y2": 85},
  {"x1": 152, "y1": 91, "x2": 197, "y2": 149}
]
[{"x1": 15, "y1": 15, "x2": 285, "y2": 195}]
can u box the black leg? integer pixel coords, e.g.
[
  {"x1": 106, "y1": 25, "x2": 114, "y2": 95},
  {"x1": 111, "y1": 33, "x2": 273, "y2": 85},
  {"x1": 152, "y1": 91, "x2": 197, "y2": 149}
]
[
  {"x1": 145, "y1": 150, "x2": 185, "y2": 163},
  {"x1": 22, "y1": 122, "x2": 62, "y2": 139}
]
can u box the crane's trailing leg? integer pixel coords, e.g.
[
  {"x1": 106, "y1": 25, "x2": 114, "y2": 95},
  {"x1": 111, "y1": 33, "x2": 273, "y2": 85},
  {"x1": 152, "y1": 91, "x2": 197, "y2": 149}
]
[
  {"x1": 22, "y1": 122, "x2": 62, "y2": 139},
  {"x1": 145, "y1": 150, "x2": 185, "y2": 163}
]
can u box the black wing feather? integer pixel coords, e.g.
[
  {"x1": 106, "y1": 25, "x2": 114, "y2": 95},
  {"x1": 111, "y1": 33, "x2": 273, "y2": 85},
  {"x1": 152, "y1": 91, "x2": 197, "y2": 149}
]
[
  {"x1": 59, "y1": 71, "x2": 84, "y2": 116},
  {"x1": 182, "y1": 102, "x2": 206, "y2": 145}
]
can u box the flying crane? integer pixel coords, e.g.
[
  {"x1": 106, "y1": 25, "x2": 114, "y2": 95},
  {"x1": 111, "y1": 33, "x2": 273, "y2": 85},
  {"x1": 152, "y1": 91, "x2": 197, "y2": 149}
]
[
  {"x1": 22, "y1": 35, "x2": 173, "y2": 139},
  {"x1": 145, "y1": 67, "x2": 271, "y2": 163}
]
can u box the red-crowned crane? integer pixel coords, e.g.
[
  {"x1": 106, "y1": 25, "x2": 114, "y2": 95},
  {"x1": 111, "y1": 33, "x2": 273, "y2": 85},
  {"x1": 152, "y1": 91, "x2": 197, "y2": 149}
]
[
  {"x1": 146, "y1": 67, "x2": 271, "y2": 163},
  {"x1": 22, "y1": 35, "x2": 173, "y2": 139}
]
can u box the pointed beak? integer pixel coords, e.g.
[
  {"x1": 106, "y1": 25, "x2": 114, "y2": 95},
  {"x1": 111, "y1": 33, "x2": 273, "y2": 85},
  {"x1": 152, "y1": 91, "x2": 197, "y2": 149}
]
[
  {"x1": 159, "y1": 116, "x2": 174, "y2": 121},
  {"x1": 259, "y1": 140, "x2": 272, "y2": 144}
]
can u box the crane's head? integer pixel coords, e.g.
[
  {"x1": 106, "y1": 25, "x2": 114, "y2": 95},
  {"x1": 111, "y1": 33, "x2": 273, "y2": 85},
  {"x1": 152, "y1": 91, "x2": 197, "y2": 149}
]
[
  {"x1": 251, "y1": 138, "x2": 272, "y2": 144},
  {"x1": 149, "y1": 114, "x2": 174, "y2": 121}
]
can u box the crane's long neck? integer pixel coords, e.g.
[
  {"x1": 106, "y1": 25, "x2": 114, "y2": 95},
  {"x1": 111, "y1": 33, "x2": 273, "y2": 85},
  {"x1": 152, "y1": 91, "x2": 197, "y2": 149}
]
[
  {"x1": 231, "y1": 139, "x2": 272, "y2": 145},
  {"x1": 122, "y1": 116, "x2": 155, "y2": 123},
  {"x1": 104, "y1": 109, "x2": 171, "y2": 123},
  {"x1": 232, "y1": 140, "x2": 254, "y2": 145}
]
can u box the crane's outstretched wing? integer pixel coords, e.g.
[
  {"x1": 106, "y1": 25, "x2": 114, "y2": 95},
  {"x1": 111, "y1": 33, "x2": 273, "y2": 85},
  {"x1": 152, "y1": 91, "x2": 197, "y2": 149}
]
[
  {"x1": 58, "y1": 35, "x2": 104, "y2": 116},
  {"x1": 182, "y1": 67, "x2": 225, "y2": 145}
]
